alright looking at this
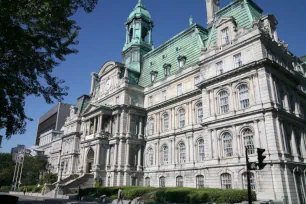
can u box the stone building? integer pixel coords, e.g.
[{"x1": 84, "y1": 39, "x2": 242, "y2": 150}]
[{"x1": 38, "y1": 0, "x2": 306, "y2": 203}]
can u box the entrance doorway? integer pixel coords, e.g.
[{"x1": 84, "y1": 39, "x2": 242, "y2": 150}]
[{"x1": 86, "y1": 148, "x2": 94, "y2": 173}]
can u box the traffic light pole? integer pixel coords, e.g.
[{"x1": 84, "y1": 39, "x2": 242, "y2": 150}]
[{"x1": 245, "y1": 147, "x2": 252, "y2": 204}]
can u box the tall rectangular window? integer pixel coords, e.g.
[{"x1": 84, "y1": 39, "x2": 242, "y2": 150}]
[
  {"x1": 194, "y1": 76, "x2": 200, "y2": 87},
  {"x1": 116, "y1": 96, "x2": 120, "y2": 105},
  {"x1": 221, "y1": 28, "x2": 230, "y2": 45},
  {"x1": 177, "y1": 84, "x2": 182, "y2": 96},
  {"x1": 234, "y1": 53, "x2": 242, "y2": 68},
  {"x1": 162, "y1": 90, "x2": 167, "y2": 101},
  {"x1": 216, "y1": 61, "x2": 223, "y2": 75},
  {"x1": 148, "y1": 96, "x2": 153, "y2": 106}
]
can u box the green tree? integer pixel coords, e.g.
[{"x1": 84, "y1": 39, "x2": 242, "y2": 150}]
[
  {"x1": 21, "y1": 156, "x2": 47, "y2": 186},
  {"x1": 0, "y1": 153, "x2": 15, "y2": 187},
  {"x1": 0, "y1": 0, "x2": 98, "y2": 139}
]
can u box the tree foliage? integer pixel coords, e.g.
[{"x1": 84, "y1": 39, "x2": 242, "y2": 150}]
[
  {"x1": 0, "y1": 153, "x2": 47, "y2": 187},
  {"x1": 0, "y1": 0, "x2": 98, "y2": 138}
]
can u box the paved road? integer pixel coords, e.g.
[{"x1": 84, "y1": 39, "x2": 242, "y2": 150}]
[{"x1": 0, "y1": 193, "x2": 99, "y2": 204}]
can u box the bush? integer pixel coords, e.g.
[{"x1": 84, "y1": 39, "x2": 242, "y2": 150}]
[
  {"x1": 32, "y1": 186, "x2": 43, "y2": 193},
  {"x1": 0, "y1": 186, "x2": 11, "y2": 192},
  {"x1": 80, "y1": 186, "x2": 256, "y2": 203}
]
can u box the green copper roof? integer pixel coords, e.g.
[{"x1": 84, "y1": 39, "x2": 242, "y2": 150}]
[
  {"x1": 206, "y1": 0, "x2": 263, "y2": 48},
  {"x1": 128, "y1": 0, "x2": 151, "y2": 22},
  {"x1": 138, "y1": 24, "x2": 208, "y2": 87}
]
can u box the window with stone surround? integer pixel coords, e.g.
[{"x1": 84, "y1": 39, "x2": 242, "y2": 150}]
[
  {"x1": 222, "y1": 132, "x2": 233, "y2": 157},
  {"x1": 179, "y1": 142, "x2": 186, "y2": 163},
  {"x1": 145, "y1": 177, "x2": 150, "y2": 187},
  {"x1": 194, "y1": 76, "x2": 200, "y2": 87},
  {"x1": 148, "y1": 118, "x2": 154, "y2": 135},
  {"x1": 162, "y1": 90, "x2": 167, "y2": 101},
  {"x1": 216, "y1": 61, "x2": 223, "y2": 75},
  {"x1": 242, "y1": 172, "x2": 256, "y2": 190},
  {"x1": 177, "y1": 83, "x2": 183, "y2": 96},
  {"x1": 242, "y1": 128, "x2": 255, "y2": 155},
  {"x1": 116, "y1": 96, "x2": 120, "y2": 105},
  {"x1": 221, "y1": 27, "x2": 230, "y2": 45},
  {"x1": 221, "y1": 173, "x2": 232, "y2": 189},
  {"x1": 162, "y1": 145, "x2": 169, "y2": 164},
  {"x1": 163, "y1": 113, "x2": 169, "y2": 131},
  {"x1": 159, "y1": 176, "x2": 165, "y2": 187},
  {"x1": 219, "y1": 90, "x2": 229, "y2": 114},
  {"x1": 238, "y1": 84, "x2": 249, "y2": 109},
  {"x1": 147, "y1": 148, "x2": 154, "y2": 166},
  {"x1": 130, "y1": 118, "x2": 137, "y2": 136},
  {"x1": 179, "y1": 109, "x2": 185, "y2": 128},
  {"x1": 176, "y1": 176, "x2": 183, "y2": 187},
  {"x1": 293, "y1": 168, "x2": 306, "y2": 203},
  {"x1": 196, "y1": 103, "x2": 203, "y2": 123},
  {"x1": 234, "y1": 53, "x2": 243, "y2": 68},
  {"x1": 196, "y1": 175, "x2": 204, "y2": 188},
  {"x1": 148, "y1": 96, "x2": 153, "y2": 106},
  {"x1": 198, "y1": 139, "x2": 205, "y2": 161}
]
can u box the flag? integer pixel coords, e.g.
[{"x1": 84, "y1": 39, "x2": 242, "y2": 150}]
[{"x1": 0, "y1": 136, "x2": 2, "y2": 148}]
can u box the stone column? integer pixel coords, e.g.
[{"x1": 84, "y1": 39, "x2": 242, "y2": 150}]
[
  {"x1": 127, "y1": 113, "x2": 131, "y2": 137},
  {"x1": 255, "y1": 72, "x2": 262, "y2": 104},
  {"x1": 117, "y1": 114, "x2": 120, "y2": 136},
  {"x1": 137, "y1": 145, "x2": 142, "y2": 170},
  {"x1": 93, "y1": 117, "x2": 97, "y2": 134},
  {"x1": 114, "y1": 143, "x2": 118, "y2": 166},
  {"x1": 106, "y1": 146, "x2": 110, "y2": 167},
  {"x1": 96, "y1": 143, "x2": 101, "y2": 167},
  {"x1": 280, "y1": 121, "x2": 288, "y2": 153},
  {"x1": 138, "y1": 116, "x2": 143, "y2": 138},
  {"x1": 157, "y1": 140, "x2": 160, "y2": 167},
  {"x1": 211, "y1": 90, "x2": 216, "y2": 116},
  {"x1": 209, "y1": 129, "x2": 213, "y2": 159},
  {"x1": 276, "y1": 117, "x2": 285, "y2": 153},
  {"x1": 125, "y1": 142, "x2": 130, "y2": 167},
  {"x1": 172, "y1": 137, "x2": 176, "y2": 165},
  {"x1": 290, "y1": 125, "x2": 298, "y2": 156},
  {"x1": 190, "y1": 135, "x2": 194, "y2": 162},
  {"x1": 229, "y1": 84, "x2": 235, "y2": 111},
  {"x1": 269, "y1": 73, "x2": 276, "y2": 103},
  {"x1": 254, "y1": 120, "x2": 261, "y2": 149}
]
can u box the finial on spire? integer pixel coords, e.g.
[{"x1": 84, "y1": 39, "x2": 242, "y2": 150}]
[
  {"x1": 136, "y1": 0, "x2": 144, "y2": 8},
  {"x1": 189, "y1": 15, "x2": 194, "y2": 26}
]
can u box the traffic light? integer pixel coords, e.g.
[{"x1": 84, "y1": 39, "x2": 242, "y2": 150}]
[{"x1": 257, "y1": 148, "x2": 266, "y2": 170}]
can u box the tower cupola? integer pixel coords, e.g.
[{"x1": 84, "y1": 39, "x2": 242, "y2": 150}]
[{"x1": 122, "y1": 0, "x2": 154, "y2": 73}]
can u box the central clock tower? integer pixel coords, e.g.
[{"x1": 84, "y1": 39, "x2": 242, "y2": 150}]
[{"x1": 122, "y1": 0, "x2": 154, "y2": 74}]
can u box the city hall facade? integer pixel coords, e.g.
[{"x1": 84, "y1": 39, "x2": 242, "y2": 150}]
[{"x1": 35, "y1": 0, "x2": 306, "y2": 203}]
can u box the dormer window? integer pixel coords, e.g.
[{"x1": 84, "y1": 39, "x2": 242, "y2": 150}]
[
  {"x1": 221, "y1": 28, "x2": 230, "y2": 45},
  {"x1": 178, "y1": 56, "x2": 187, "y2": 68},
  {"x1": 150, "y1": 71, "x2": 158, "y2": 83},
  {"x1": 163, "y1": 64, "x2": 171, "y2": 77}
]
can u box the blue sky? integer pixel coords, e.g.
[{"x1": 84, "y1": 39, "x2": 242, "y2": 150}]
[{"x1": 1, "y1": 0, "x2": 306, "y2": 153}]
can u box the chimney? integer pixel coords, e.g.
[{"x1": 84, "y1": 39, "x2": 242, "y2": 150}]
[{"x1": 206, "y1": 0, "x2": 220, "y2": 28}]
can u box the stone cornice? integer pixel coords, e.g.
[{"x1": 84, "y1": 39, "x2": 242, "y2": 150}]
[
  {"x1": 62, "y1": 131, "x2": 81, "y2": 139},
  {"x1": 146, "y1": 89, "x2": 201, "y2": 112}
]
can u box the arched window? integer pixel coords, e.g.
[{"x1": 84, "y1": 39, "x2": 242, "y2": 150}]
[
  {"x1": 196, "y1": 175, "x2": 204, "y2": 188},
  {"x1": 162, "y1": 145, "x2": 169, "y2": 164},
  {"x1": 159, "y1": 176, "x2": 165, "y2": 187},
  {"x1": 147, "y1": 148, "x2": 154, "y2": 166},
  {"x1": 242, "y1": 128, "x2": 255, "y2": 155},
  {"x1": 179, "y1": 109, "x2": 185, "y2": 128},
  {"x1": 179, "y1": 143, "x2": 186, "y2": 163},
  {"x1": 145, "y1": 177, "x2": 150, "y2": 187},
  {"x1": 148, "y1": 118, "x2": 154, "y2": 135},
  {"x1": 198, "y1": 139, "x2": 205, "y2": 161},
  {"x1": 219, "y1": 90, "x2": 229, "y2": 113},
  {"x1": 221, "y1": 173, "x2": 232, "y2": 189},
  {"x1": 242, "y1": 172, "x2": 256, "y2": 190},
  {"x1": 163, "y1": 113, "x2": 169, "y2": 131},
  {"x1": 196, "y1": 103, "x2": 203, "y2": 123},
  {"x1": 294, "y1": 169, "x2": 306, "y2": 204},
  {"x1": 238, "y1": 84, "x2": 249, "y2": 109},
  {"x1": 222, "y1": 132, "x2": 233, "y2": 157},
  {"x1": 176, "y1": 176, "x2": 183, "y2": 187}
]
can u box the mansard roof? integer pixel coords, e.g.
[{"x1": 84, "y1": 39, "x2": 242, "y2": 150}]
[
  {"x1": 206, "y1": 0, "x2": 263, "y2": 48},
  {"x1": 138, "y1": 24, "x2": 208, "y2": 87}
]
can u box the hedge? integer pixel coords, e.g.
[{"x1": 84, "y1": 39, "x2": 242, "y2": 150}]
[
  {"x1": 153, "y1": 188, "x2": 256, "y2": 203},
  {"x1": 18, "y1": 185, "x2": 43, "y2": 193},
  {"x1": 0, "y1": 186, "x2": 11, "y2": 192},
  {"x1": 81, "y1": 187, "x2": 256, "y2": 203}
]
